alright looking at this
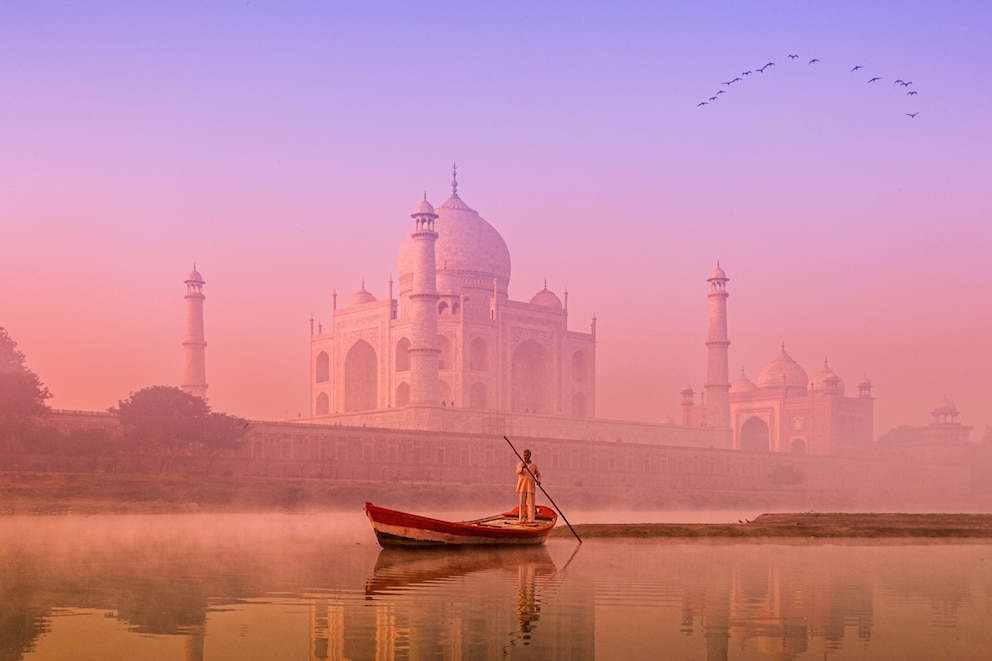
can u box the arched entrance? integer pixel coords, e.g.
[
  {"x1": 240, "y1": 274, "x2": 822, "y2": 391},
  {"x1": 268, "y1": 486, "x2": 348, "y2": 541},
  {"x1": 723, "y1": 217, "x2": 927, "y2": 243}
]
[
  {"x1": 511, "y1": 339, "x2": 551, "y2": 414},
  {"x1": 740, "y1": 417, "x2": 770, "y2": 452},
  {"x1": 395, "y1": 382, "x2": 410, "y2": 408},
  {"x1": 344, "y1": 340, "x2": 377, "y2": 411}
]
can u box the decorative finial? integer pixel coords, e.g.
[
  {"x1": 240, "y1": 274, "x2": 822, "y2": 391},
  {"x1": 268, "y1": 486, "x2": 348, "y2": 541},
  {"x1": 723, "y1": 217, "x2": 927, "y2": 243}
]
[
  {"x1": 544, "y1": 278, "x2": 547, "y2": 289},
  {"x1": 423, "y1": 191, "x2": 427, "y2": 201},
  {"x1": 451, "y1": 162, "x2": 458, "y2": 195}
]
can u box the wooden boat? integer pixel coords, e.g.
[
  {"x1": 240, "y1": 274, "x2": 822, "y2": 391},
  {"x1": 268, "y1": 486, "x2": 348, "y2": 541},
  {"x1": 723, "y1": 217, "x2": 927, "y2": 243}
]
[{"x1": 364, "y1": 502, "x2": 558, "y2": 547}]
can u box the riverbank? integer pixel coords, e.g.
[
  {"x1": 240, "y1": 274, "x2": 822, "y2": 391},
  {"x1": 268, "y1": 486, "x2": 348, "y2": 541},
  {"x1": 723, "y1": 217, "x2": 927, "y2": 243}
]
[
  {"x1": 5, "y1": 473, "x2": 991, "y2": 538},
  {"x1": 549, "y1": 512, "x2": 992, "y2": 539}
]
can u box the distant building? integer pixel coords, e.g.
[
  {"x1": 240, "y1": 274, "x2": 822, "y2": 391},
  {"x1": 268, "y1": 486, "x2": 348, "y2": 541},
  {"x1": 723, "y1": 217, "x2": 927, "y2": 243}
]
[{"x1": 680, "y1": 264, "x2": 874, "y2": 456}]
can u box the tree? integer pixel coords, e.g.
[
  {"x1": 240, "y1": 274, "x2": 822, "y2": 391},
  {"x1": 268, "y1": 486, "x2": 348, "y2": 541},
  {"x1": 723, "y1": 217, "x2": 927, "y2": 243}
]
[
  {"x1": 110, "y1": 386, "x2": 247, "y2": 457},
  {"x1": 0, "y1": 327, "x2": 51, "y2": 447}
]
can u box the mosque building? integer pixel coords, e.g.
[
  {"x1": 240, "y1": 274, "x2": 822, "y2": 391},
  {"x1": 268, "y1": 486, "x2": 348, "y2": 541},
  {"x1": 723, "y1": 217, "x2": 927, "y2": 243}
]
[{"x1": 678, "y1": 267, "x2": 875, "y2": 455}]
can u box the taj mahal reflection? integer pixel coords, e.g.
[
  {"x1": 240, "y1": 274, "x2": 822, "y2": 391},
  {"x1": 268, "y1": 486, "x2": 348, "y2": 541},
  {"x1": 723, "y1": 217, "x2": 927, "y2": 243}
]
[{"x1": 2, "y1": 516, "x2": 990, "y2": 660}]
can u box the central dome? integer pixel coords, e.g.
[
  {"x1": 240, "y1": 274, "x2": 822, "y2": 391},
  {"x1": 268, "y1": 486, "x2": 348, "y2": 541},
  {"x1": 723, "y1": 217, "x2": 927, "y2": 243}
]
[
  {"x1": 757, "y1": 345, "x2": 809, "y2": 390},
  {"x1": 397, "y1": 173, "x2": 511, "y2": 297}
]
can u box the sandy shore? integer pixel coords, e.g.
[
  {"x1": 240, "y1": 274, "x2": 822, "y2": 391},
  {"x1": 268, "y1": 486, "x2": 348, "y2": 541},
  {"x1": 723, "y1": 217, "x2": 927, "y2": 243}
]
[{"x1": 548, "y1": 512, "x2": 992, "y2": 539}]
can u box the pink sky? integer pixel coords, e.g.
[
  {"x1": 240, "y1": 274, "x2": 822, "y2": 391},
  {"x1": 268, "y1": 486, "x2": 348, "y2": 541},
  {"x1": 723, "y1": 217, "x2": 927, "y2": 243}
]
[{"x1": 2, "y1": 2, "x2": 990, "y2": 438}]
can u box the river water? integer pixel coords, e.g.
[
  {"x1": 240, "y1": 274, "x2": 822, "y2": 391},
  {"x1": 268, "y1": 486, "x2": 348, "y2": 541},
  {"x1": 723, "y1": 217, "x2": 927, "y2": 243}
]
[{"x1": 1, "y1": 512, "x2": 990, "y2": 660}]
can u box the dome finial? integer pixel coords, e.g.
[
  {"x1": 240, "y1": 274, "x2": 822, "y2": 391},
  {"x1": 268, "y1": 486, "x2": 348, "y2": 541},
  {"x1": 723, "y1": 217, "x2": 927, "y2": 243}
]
[{"x1": 451, "y1": 162, "x2": 458, "y2": 195}]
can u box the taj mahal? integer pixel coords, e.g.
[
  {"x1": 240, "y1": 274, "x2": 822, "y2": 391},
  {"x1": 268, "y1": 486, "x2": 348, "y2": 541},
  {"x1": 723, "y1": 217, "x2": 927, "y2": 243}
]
[{"x1": 281, "y1": 166, "x2": 877, "y2": 455}]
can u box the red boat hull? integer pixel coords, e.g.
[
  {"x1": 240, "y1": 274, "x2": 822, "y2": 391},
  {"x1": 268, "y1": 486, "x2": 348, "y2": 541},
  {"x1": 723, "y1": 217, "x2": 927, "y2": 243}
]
[{"x1": 364, "y1": 502, "x2": 558, "y2": 547}]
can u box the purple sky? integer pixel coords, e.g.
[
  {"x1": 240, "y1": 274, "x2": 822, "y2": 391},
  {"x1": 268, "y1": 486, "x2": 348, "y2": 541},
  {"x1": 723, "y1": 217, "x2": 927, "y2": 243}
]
[{"x1": 2, "y1": 2, "x2": 990, "y2": 438}]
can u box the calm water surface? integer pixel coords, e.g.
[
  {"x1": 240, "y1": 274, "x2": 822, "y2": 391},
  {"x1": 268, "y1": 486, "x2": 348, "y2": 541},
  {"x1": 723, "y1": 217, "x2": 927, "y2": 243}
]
[{"x1": 1, "y1": 512, "x2": 990, "y2": 660}]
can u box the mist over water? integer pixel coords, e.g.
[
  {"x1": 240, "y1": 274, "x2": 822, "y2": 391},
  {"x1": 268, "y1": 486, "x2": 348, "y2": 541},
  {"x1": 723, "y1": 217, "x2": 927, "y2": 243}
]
[{"x1": 3, "y1": 512, "x2": 991, "y2": 660}]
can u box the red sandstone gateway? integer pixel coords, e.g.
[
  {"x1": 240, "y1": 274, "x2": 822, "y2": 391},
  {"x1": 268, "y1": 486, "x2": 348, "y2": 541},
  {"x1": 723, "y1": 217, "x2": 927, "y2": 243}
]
[{"x1": 364, "y1": 502, "x2": 558, "y2": 547}]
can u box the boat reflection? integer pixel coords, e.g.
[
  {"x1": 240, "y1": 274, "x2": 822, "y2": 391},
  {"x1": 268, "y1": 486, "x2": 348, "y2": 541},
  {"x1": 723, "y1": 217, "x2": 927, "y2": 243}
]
[{"x1": 366, "y1": 545, "x2": 559, "y2": 639}]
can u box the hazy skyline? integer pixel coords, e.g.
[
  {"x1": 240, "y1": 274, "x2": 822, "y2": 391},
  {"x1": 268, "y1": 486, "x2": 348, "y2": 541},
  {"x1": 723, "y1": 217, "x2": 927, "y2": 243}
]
[{"x1": 3, "y1": 2, "x2": 990, "y2": 437}]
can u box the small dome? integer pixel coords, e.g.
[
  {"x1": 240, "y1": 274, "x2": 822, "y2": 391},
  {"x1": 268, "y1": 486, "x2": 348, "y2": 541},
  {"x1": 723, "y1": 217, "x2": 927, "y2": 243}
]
[
  {"x1": 658, "y1": 414, "x2": 675, "y2": 425},
  {"x1": 708, "y1": 263, "x2": 727, "y2": 280},
  {"x1": 530, "y1": 285, "x2": 562, "y2": 309},
  {"x1": 858, "y1": 375, "x2": 872, "y2": 388},
  {"x1": 757, "y1": 345, "x2": 809, "y2": 389},
  {"x1": 933, "y1": 396, "x2": 958, "y2": 415},
  {"x1": 730, "y1": 368, "x2": 757, "y2": 393},
  {"x1": 348, "y1": 285, "x2": 377, "y2": 307},
  {"x1": 185, "y1": 266, "x2": 203, "y2": 283},
  {"x1": 810, "y1": 359, "x2": 845, "y2": 394},
  {"x1": 412, "y1": 196, "x2": 436, "y2": 217}
]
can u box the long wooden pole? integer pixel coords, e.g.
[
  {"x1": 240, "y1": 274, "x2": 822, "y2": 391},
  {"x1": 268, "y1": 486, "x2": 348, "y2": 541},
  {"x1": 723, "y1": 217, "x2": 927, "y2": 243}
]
[{"x1": 504, "y1": 436, "x2": 581, "y2": 543}]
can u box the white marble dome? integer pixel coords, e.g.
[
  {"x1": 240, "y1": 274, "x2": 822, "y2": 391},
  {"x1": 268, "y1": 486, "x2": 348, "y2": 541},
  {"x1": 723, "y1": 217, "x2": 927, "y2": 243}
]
[{"x1": 397, "y1": 178, "x2": 511, "y2": 295}]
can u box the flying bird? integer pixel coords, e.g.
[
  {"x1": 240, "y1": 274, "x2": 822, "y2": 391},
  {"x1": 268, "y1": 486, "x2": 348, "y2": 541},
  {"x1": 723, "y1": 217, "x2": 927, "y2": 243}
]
[
  {"x1": 906, "y1": 112, "x2": 919, "y2": 118},
  {"x1": 901, "y1": 81, "x2": 913, "y2": 87},
  {"x1": 868, "y1": 77, "x2": 881, "y2": 83},
  {"x1": 765, "y1": 61, "x2": 775, "y2": 67},
  {"x1": 697, "y1": 101, "x2": 708, "y2": 107},
  {"x1": 851, "y1": 65, "x2": 863, "y2": 71},
  {"x1": 756, "y1": 65, "x2": 768, "y2": 73},
  {"x1": 893, "y1": 79, "x2": 904, "y2": 85},
  {"x1": 709, "y1": 96, "x2": 718, "y2": 101},
  {"x1": 742, "y1": 70, "x2": 752, "y2": 76},
  {"x1": 715, "y1": 90, "x2": 725, "y2": 95},
  {"x1": 808, "y1": 58, "x2": 820, "y2": 64},
  {"x1": 907, "y1": 90, "x2": 918, "y2": 95},
  {"x1": 788, "y1": 54, "x2": 798, "y2": 59}
]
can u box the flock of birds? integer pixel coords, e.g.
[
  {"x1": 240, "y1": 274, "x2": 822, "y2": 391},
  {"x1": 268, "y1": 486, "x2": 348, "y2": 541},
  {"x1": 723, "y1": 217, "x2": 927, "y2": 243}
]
[{"x1": 697, "y1": 53, "x2": 921, "y2": 118}]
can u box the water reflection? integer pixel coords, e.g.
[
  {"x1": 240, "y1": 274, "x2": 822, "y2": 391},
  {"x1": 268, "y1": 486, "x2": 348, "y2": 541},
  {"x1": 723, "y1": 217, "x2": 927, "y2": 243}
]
[
  {"x1": 1, "y1": 515, "x2": 990, "y2": 660},
  {"x1": 365, "y1": 546, "x2": 558, "y2": 645}
]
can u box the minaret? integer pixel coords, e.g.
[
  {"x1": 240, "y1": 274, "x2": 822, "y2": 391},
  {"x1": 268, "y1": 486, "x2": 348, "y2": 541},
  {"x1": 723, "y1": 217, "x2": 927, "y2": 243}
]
[
  {"x1": 182, "y1": 265, "x2": 208, "y2": 400},
  {"x1": 705, "y1": 263, "x2": 730, "y2": 428},
  {"x1": 408, "y1": 195, "x2": 440, "y2": 406}
]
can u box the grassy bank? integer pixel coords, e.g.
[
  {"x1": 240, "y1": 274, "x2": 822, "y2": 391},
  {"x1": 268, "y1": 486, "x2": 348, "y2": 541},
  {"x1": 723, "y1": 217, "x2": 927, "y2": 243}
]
[{"x1": 549, "y1": 512, "x2": 992, "y2": 539}]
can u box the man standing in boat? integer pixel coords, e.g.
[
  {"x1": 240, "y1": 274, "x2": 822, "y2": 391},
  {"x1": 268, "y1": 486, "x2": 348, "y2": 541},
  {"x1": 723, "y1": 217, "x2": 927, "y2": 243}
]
[{"x1": 516, "y1": 449, "x2": 542, "y2": 523}]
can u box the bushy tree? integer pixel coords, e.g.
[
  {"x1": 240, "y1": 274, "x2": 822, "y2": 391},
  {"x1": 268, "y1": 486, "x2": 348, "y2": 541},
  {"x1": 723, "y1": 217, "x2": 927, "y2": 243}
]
[
  {"x1": 0, "y1": 327, "x2": 51, "y2": 447},
  {"x1": 110, "y1": 386, "x2": 247, "y2": 456}
]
